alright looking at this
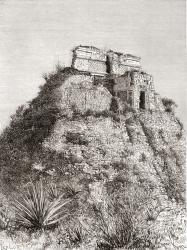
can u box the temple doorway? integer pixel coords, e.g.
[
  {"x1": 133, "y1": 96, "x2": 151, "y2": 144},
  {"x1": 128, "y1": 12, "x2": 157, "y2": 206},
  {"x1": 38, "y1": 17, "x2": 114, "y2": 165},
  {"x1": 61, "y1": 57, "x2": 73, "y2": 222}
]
[{"x1": 139, "y1": 91, "x2": 146, "y2": 109}]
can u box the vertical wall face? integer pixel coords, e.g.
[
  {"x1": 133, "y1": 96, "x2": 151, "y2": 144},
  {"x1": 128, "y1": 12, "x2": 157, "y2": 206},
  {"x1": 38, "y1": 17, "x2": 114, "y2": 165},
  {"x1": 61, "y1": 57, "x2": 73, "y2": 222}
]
[
  {"x1": 132, "y1": 72, "x2": 155, "y2": 110},
  {"x1": 58, "y1": 74, "x2": 112, "y2": 114},
  {"x1": 72, "y1": 46, "x2": 107, "y2": 76},
  {"x1": 114, "y1": 71, "x2": 157, "y2": 111},
  {"x1": 71, "y1": 46, "x2": 162, "y2": 111},
  {"x1": 73, "y1": 58, "x2": 107, "y2": 75},
  {"x1": 107, "y1": 52, "x2": 141, "y2": 75},
  {"x1": 72, "y1": 46, "x2": 141, "y2": 76}
]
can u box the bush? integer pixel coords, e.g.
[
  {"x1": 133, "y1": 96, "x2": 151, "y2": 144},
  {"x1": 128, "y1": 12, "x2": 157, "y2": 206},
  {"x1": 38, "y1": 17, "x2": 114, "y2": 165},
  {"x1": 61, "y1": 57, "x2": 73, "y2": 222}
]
[
  {"x1": 162, "y1": 97, "x2": 177, "y2": 113},
  {"x1": 65, "y1": 131, "x2": 88, "y2": 146},
  {"x1": 13, "y1": 181, "x2": 71, "y2": 229},
  {"x1": 62, "y1": 184, "x2": 81, "y2": 199},
  {"x1": 93, "y1": 203, "x2": 150, "y2": 250}
]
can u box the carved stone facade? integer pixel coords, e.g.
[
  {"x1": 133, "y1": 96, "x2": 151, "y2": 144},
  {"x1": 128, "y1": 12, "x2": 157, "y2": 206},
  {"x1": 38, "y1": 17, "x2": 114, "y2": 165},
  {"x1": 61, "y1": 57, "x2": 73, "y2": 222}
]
[
  {"x1": 72, "y1": 45, "x2": 141, "y2": 76},
  {"x1": 113, "y1": 71, "x2": 163, "y2": 111},
  {"x1": 72, "y1": 46, "x2": 107, "y2": 76},
  {"x1": 71, "y1": 46, "x2": 163, "y2": 111},
  {"x1": 107, "y1": 51, "x2": 141, "y2": 75}
]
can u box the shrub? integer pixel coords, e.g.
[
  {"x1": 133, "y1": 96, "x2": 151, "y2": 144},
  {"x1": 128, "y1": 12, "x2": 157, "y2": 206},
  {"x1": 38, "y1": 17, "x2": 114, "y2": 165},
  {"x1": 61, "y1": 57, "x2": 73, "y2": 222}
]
[
  {"x1": 176, "y1": 131, "x2": 183, "y2": 140},
  {"x1": 94, "y1": 204, "x2": 134, "y2": 249},
  {"x1": 62, "y1": 184, "x2": 81, "y2": 199},
  {"x1": 13, "y1": 181, "x2": 71, "y2": 229},
  {"x1": 42, "y1": 64, "x2": 77, "y2": 84},
  {"x1": 162, "y1": 97, "x2": 177, "y2": 113},
  {"x1": 65, "y1": 131, "x2": 88, "y2": 146}
]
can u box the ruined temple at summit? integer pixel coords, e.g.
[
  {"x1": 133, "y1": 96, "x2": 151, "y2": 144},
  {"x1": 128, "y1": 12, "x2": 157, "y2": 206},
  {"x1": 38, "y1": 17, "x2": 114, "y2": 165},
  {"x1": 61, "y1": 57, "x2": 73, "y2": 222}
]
[
  {"x1": 70, "y1": 45, "x2": 163, "y2": 111},
  {"x1": 72, "y1": 45, "x2": 141, "y2": 76}
]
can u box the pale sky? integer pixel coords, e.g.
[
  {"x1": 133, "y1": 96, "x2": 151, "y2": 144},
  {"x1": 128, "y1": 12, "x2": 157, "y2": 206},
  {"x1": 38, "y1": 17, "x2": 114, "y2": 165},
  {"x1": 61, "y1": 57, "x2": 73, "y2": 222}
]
[{"x1": 0, "y1": 0, "x2": 186, "y2": 131}]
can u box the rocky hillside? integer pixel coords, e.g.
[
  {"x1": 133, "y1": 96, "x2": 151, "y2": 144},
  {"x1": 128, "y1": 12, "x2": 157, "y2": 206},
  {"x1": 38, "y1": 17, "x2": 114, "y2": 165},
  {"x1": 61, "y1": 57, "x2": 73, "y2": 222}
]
[{"x1": 0, "y1": 66, "x2": 185, "y2": 249}]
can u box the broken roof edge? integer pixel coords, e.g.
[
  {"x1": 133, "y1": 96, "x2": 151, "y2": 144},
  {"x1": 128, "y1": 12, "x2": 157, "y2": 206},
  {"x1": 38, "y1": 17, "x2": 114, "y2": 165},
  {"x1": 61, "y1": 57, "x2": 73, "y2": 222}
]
[
  {"x1": 72, "y1": 45, "x2": 141, "y2": 61},
  {"x1": 72, "y1": 45, "x2": 101, "y2": 52},
  {"x1": 125, "y1": 54, "x2": 141, "y2": 60},
  {"x1": 119, "y1": 68, "x2": 152, "y2": 77},
  {"x1": 107, "y1": 50, "x2": 141, "y2": 60}
]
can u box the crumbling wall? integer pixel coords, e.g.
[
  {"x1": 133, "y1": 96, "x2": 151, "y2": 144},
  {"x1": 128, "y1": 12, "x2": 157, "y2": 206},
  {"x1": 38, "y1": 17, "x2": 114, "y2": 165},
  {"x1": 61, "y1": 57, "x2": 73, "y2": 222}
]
[
  {"x1": 110, "y1": 62, "x2": 132, "y2": 75},
  {"x1": 70, "y1": 47, "x2": 164, "y2": 112},
  {"x1": 73, "y1": 58, "x2": 107, "y2": 75},
  {"x1": 132, "y1": 72, "x2": 154, "y2": 90},
  {"x1": 113, "y1": 75, "x2": 131, "y2": 91},
  {"x1": 72, "y1": 46, "x2": 141, "y2": 76},
  {"x1": 56, "y1": 74, "x2": 112, "y2": 115},
  {"x1": 72, "y1": 46, "x2": 107, "y2": 75},
  {"x1": 107, "y1": 52, "x2": 141, "y2": 75},
  {"x1": 112, "y1": 71, "x2": 163, "y2": 111}
]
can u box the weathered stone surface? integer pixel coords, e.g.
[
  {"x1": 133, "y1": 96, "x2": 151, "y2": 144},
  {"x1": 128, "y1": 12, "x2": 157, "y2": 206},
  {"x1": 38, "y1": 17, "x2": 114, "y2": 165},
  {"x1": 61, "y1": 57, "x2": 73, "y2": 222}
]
[
  {"x1": 71, "y1": 46, "x2": 164, "y2": 112},
  {"x1": 72, "y1": 45, "x2": 141, "y2": 76},
  {"x1": 54, "y1": 74, "x2": 112, "y2": 115},
  {"x1": 72, "y1": 46, "x2": 107, "y2": 76},
  {"x1": 114, "y1": 71, "x2": 164, "y2": 111}
]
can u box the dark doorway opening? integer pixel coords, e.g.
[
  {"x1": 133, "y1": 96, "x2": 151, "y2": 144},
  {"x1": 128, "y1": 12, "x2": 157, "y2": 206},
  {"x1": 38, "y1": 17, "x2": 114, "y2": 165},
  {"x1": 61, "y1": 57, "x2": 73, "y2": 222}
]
[
  {"x1": 106, "y1": 55, "x2": 111, "y2": 74},
  {"x1": 139, "y1": 91, "x2": 146, "y2": 109}
]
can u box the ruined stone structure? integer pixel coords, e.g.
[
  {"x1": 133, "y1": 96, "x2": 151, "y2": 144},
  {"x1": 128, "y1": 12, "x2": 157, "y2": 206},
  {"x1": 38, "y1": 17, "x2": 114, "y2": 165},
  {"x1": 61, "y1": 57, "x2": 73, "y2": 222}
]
[
  {"x1": 71, "y1": 45, "x2": 163, "y2": 112},
  {"x1": 72, "y1": 46, "x2": 107, "y2": 76},
  {"x1": 114, "y1": 71, "x2": 156, "y2": 110},
  {"x1": 72, "y1": 45, "x2": 141, "y2": 76},
  {"x1": 107, "y1": 50, "x2": 141, "y2": 75}
]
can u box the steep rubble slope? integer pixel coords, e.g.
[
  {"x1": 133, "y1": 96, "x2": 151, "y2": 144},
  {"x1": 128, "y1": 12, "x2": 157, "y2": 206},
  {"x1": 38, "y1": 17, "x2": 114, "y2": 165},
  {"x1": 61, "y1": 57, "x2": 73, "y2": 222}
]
[{"x1": 0, "y1": 67, "x2": 185, "y2": 249}]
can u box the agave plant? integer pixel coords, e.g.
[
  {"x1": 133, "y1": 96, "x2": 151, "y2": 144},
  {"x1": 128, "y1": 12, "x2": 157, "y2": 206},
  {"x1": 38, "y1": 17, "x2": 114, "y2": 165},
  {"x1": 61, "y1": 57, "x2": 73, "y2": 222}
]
[
  {"x1": 47, "y1": 183, "x2": 62, "y2": 201},
  {"x1": 66, "y1": 226, "x2": 84, "y2": 246},
  {"x1": 13, "y1": 181, "x2": 71, "y2": 229},
  {"x1": 62, "y1": 184, "x2": 81, "y2": 199}
]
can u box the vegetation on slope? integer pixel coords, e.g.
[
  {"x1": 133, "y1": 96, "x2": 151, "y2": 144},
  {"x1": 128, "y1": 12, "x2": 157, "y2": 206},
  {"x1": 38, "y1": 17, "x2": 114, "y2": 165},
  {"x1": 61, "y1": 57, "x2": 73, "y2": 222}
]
[{"x1": 0, "y1": 66, "x2": 185, "y2": 249}]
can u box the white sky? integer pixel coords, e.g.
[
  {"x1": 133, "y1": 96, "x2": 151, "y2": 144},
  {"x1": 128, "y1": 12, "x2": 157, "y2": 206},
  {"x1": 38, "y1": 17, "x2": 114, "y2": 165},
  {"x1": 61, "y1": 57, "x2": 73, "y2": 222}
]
[{"x1": 0, "y1": 0, "x2": 186, "y2": 131}]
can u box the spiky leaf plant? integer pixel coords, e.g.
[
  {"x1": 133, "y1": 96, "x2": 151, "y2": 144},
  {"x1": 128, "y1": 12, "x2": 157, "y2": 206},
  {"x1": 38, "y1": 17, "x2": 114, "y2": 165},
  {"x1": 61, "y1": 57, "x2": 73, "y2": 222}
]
[
  {"x1": 13, "y1": 181, "x2": 71, "y2": 229},
  {"x1": 66, "y1": 226, "x2": 84, "y2": 246},
  {"x1": 47, "y1": 183, "x2": 62, "y2": 201},
  {"x1": 63, "y1": 184, "x2": 81, "y2": 199}
]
